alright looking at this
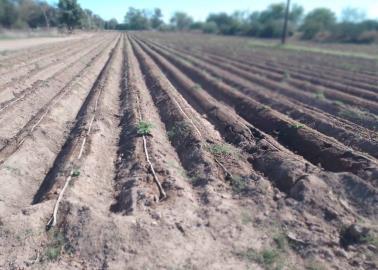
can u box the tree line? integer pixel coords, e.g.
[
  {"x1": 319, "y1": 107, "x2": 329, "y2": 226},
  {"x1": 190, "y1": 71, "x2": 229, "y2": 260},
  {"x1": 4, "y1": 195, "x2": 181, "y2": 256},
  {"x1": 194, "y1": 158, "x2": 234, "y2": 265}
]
[
  {"x1": 120, "y1": 4, "x2": 378, "y2": 44},
  {"x1": 1, "y1": 1, "x2": 377, "y2": 43},
  {"x1": 0, "y1": 0, "x2": 118, "y2": 30}
]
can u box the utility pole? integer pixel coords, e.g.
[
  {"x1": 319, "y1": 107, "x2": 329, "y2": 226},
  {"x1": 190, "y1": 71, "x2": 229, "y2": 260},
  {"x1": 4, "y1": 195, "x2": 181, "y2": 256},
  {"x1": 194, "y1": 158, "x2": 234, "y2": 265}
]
[{"x1": 281, "y1": 0, "x2": 291, "y2": 44}]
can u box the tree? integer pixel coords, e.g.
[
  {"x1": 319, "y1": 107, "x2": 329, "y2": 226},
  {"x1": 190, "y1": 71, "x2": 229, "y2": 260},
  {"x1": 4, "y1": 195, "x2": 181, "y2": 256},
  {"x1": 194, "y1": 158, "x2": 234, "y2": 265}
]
[
  {"x1": 39, "y1": 1, "x2": 52, "y2": 29},
  {"x1": 150, "y1": 8, "x2": 163, "y2": 29},
  {"x1": 124, "y1": 7, "x2": 149, "y2": 30},
  {"x1": 202, "y1": 21, "x2": 218, "y2": 33},
  {"x1": 341, "y1": 7, "x2": 366, "y2": 23},
  {"x1": 259, "y1": 3, "x2": 285, "y2": 23},
  {"x1": 0, "y1": 0, "x2": 18, "y2": 27},
  {"x1": 82, "y1": 9, "x2": 95, "y2": 29},
  {"x1": 281, "y1": 0, "x2": 291, "y2": 44},
  {"x1": 170, "y1": 12, "x2": 193, "y2": 30},
  {"x1": 105, "y1": 18, "x2": 118, "y2": 29},
  {"x1": 300, "y1": 8, "x2": 336, "y2": 39},
  {"x1": 240, "y1": 3, "x2": 304, "y2": 38},
  {"x1": 17, "y1": 0, "x2": 50, "y2": 28},
  {"x1": 206, "y1": 13, "x2": 240, "y2": 35},
  {"x1": 58, "y1": 0, "x2": 84, "y2": 29},
  {"x1": 289, "y1": 4, "x2": 304, "y2": 25}
]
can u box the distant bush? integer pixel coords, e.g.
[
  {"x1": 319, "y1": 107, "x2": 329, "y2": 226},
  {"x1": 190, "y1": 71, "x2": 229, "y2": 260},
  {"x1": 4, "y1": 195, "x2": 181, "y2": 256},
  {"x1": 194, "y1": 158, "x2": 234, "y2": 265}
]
[
  {"x1": 202, "y1": 21, "x2": 218, "y2": 34},
  {"x1": 300, "y1": 8, "x2": 336, "y2": 40},
  {"x1": 0, "y1": 0, "x2": 116, "y2": 30},
  {"x1": 299, "y1": 8, "x2": 378, "y2": 43}
]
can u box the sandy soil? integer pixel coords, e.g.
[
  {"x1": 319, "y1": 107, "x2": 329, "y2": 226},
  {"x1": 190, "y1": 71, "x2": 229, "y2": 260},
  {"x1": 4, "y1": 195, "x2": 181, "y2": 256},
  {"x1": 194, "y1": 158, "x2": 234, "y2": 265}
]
[
  {"x1": 0, "y1": 33, "x2": 94, "y2": 52},
  {"x1": 0, "y1": 32, "x2": 377, "y2": 270}
]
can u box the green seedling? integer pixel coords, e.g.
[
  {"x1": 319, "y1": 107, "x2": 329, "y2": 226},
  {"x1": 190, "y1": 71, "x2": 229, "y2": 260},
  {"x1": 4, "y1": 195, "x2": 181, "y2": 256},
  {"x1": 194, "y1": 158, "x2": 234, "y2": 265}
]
[
  {"x1": 208, "y1": 143, "x2": 233, "y2": 156},
  {"x1": 137, "y1": 121, "x2": 153, "y2": 136},
  {"x1": 72, "y1": 170, "x2": 80, "y2": 177},
  {"x1": 314, "y1": 91, "x2": 325, "y2": 100},
  {"x1": 44, "y1": 229, "x2": 65, "y2": 261},
  {"x1": 291, "y1": 123, "x2": 305, "y2": 129}
]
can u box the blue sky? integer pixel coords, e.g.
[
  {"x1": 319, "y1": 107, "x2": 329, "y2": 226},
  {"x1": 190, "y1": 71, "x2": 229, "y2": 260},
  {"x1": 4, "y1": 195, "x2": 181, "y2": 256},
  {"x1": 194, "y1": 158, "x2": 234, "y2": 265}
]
[{"x1": 50, "y1": 0, "x2": 378, "y2": 22}]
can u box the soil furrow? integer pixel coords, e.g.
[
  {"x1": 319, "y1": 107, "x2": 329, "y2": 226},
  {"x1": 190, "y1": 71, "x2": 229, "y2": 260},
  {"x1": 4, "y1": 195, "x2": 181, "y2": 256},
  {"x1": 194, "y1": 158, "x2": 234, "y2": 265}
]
[
  {"x1": 141, "y1": 39, "x2": 378, "y2": 157},
  {"x1": 0, "y1": 37, "x2": 110, "y2": 106},
  {"x1": 0, "y1": 36, "x2": 108, "y2": 91},
  {"x1": 0, "y1": 37, "x2": 114, "y2": 156},
  {"x1": 0, "y1": 35, "x2": 100, "y2": 76},
  {"x1": 142, "y1": 37, "x2": 378, "y2": 131},
  {"x1": 132, "y1": 36, "x2": 378, "y2": 224},
  {"x1": 32, "y1": 36, "x2": 121, "y2": 204},
  {"x1": 0, "y1": 34, "x2": 119, "y2": 213},
  {"x1": 135, "y1": 37, "x2": 378, "y2": 185},
  {"x1": 131, "y1": 37, "x2": 256, "y2": 196},
  {"x1": 187, "y1": 43, "x2": 378, "y2": 92}
]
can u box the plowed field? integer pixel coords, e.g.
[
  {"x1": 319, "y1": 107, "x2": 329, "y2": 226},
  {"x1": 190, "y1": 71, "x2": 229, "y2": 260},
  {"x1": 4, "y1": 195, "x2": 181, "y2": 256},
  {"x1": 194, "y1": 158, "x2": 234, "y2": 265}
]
[{"x1": 0, "y1": 32, "x2": 377, "y2": 270}]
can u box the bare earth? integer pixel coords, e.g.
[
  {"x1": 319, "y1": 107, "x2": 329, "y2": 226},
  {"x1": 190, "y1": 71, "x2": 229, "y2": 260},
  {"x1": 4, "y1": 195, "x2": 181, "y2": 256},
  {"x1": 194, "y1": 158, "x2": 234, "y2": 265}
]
[
  {"x1": 0, "y1": 33, "x2": 94, "y2": 52},
  {"x1": 0, "y1": 32, "x2": 377, "y2": 270}
]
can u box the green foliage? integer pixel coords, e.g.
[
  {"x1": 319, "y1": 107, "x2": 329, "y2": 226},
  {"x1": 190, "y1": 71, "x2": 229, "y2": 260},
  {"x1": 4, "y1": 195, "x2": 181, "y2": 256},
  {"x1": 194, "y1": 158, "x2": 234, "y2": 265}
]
[
  {"x1": 237, "y1": 248, "x2": 284, "y2": 269},
  {"x1": 300, "y1": 8, "x2": 336, "y2": 39},
  {"x1": 241, "y1": 211, "x2": 253, "y2": 224},
  {"x1": 191, "y1": 84, "x2": 202, "y2": 91},
  {"x1": 208, "y1": 143, "x2": 233, "y2": 156},
  {"x1": 167, "y1": 121, "x2": 191, "y2": 140},
  {"x1": 150, "y1": 8, "x2": 163, "y2": 29},
  {"x1": 124, "y1": 7, "x2": 150, "y2": 30},
  {"x1": 137, "y1": 121, "x2": 154, "y2": 136},
  {"x1": 122, "y1": 7, "x2": 166, "y2": 30},
  {"x1": 291, "y1": 123, "x2": 305, "y2": 129},
  {"x1": 314, "y1": 91, "x2": 325, "y2": 100},
  {"x1": 330, "y1": 20, "x2": 378, "y2": 44},
  {"x1": 0, "y1": 0, "x2": 58, "y2": 29},
  {"x1": 202, "y1": 21, "x2": 218, "y2": 34},
  {"x1": 189, "y1": 21, "x2": 204, "y2": 30},
  {"x1": 230, "y1": 175, "x2": 248, "y2": 193},
  {"x1": 341, "y1": 7, "x2": 366, "y2": 23},
  {"x1": 105, "y1": 18, "x2": 118, "y2": 30},
  {"x1": 72, "y1": 169, "x2": 80, "y2": 177},
  {"x1": 45, "y1": 229, "x2": 65, "y2": 261},
  {"x1": 206, "y1": 12, "x2": 241, "y2": 35},
  {"x1": 362, "y1": 232, "x2": 378, "y2": 248},
  {"x1": 201, "y1": 3, "x2": 304, "y2": 38},
  {"x1": 58, "y1": 0, "x2": 84, "y2": 29},
  {"x1": 273, "y1": 233, "x2": 288, "y2": 251},
  {"x1": 0, "y1": 0, "x2": 106, "y2": 30},
  {"x1": 170, "y1": 12, "x2": 193, "y2": 30},
  {"x1": 305, "y1": 260, "x2": 327, "y2": 270}
]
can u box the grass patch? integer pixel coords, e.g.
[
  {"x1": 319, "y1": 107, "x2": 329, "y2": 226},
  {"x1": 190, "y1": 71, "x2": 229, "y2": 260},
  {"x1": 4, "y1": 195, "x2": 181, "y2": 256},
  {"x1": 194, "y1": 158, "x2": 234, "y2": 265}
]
[
  {"x1": 247, "y1": 40, "x2": 378, "y2": 60},
  {"x1": 283, "y1": 71, "x2": 291, "y2": 81},
  {"x1": 305, "y1": 259, "x2": 327, "y2": 270},
  {"x1": 241, "y1": 211, "x2": 253, "y2": 225},
  {"x1": 167, "y1": 121, "x2": 191, "y2": 140},
  {"x1": 71, "y1": 169, "x2": 80, "y2": 177},
  {"x1": 44, "y1": 229, "x2": 65, "y2": 261},
  {"x1": 273, "y1": 232, "x2": 288, "y2": 251},
  {"x1": 291, "y1": 123, "x2": 305, "y2": 129},
  {"x1": 333, "y1": 100, "x2": 344, "y2": 106},
  {"x1": 314, "y1": 91, "x2": 325, "y2": 100},
  {"x1": 362, "y1": 232, "x2": 378, "y2": 248},
  {"x1": 237, "y1": 248, "x2": 284, "y2": 270},
  {"x1": 230, "y1": 175, "x2": 248, "y2": 193},
  {"x1": 137, "y1": 121, "x2": 153, "y2": 136},
  {"x1": 191, "y1": 84, "x2": 202, "y2": 91},
  {"x1": 208, "y1": 143, "x2": 233, "y2": 156},
  {"x1": 338, "y1": 106, "x2": 378, "y2": 125}
]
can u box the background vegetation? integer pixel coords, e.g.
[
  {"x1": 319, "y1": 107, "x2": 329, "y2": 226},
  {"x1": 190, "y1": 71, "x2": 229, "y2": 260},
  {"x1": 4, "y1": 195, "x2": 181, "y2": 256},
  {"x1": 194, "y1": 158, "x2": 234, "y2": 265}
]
[
  {"x1": 0, "y1": 0, "x2": 118, "y2": 30},
  {"x1": 0, "y1": 0, "x2": 377, "y2": 43}
]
